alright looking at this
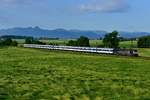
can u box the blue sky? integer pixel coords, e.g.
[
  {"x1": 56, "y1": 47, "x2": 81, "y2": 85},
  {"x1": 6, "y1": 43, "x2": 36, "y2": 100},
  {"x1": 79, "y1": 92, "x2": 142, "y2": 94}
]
[{"x1": 0, "y1": 0, "x2": 150, "y2": 32}]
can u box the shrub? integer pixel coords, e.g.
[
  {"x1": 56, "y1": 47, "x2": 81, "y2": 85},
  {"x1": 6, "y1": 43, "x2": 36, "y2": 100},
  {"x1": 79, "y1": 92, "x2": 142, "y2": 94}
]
[
  {"x1": 67, "y1": 40, "x2": 77, "y2": 46},
  {"x1": 77, "y1": 36, "x2": 90, "y2": 47},
  {"x1": 10, "y1": 41, "x2": 18, "y2": 46},
  {"x1": 138, "y1": 36, "x2": 150, "y2": 48}
]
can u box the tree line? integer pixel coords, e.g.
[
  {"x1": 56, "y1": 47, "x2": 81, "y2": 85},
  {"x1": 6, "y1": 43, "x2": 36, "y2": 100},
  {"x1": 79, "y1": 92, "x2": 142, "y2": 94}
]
[
  {"x1": 137, "y1": 36, "x2": 150, "y2": 48},
  {"x1": 67, "y1": 31, "x2": 120, "y2": 48},
  {"x1": 0, "y1": 38, "x2": 18, "y2": 46},
  {"x1": 25, "y1": 37, "x2": 46, "y2": 45},
  {"x1": 67, "y1": 31, "x2": 150, "y2": 48},
  {"x1": 67, "y1": 36, "x2": 90, "y2": 47},
  {"x1": 0, "y1": 35, "x2": 33, "y2": 39},
  {"x1": 0, "y1": 31, "x2": 150, "y2": 48}
]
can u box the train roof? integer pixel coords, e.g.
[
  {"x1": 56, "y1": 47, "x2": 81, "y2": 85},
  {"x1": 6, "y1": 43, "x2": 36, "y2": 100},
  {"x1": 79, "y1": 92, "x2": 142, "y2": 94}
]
[{"x1": 24, "y1": 44, "x2": 114, "y2": 50}]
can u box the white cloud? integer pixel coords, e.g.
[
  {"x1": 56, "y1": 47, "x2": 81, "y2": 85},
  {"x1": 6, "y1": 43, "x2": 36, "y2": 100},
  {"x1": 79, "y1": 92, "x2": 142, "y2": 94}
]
[{"x1": 79, "y1": 0, "x2": 130, "y2": 13}]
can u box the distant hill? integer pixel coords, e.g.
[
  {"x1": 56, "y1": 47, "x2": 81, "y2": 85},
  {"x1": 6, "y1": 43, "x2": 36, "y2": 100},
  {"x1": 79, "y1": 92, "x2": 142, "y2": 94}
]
[
  {"x1": 119, "y1": 31, "x2": 150, "y2": 38},
  {"x1": 0, "y1": 26, "x2": 150, "y2": 39}
]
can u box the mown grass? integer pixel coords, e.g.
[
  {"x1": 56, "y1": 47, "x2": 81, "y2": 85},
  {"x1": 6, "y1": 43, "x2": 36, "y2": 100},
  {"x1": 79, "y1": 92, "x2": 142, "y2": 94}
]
[
  {"x1": 40, "y1": 39, "x2": 69, "y2": 45},
  {"x1": 138, "y1": 48, "x2": 150, "y2": 57},
  {"x1": 119, "y1": 41, "x2": 137, "y2": 48},
  {"x1": 0, "y1": 47, "x2": 150, "y2": 100}
]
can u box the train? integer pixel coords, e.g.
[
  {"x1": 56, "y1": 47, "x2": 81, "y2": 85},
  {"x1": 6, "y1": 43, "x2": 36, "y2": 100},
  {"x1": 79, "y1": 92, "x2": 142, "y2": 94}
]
[{"x1": 23, "y1": 44, "x2": 138, "y2": 56}]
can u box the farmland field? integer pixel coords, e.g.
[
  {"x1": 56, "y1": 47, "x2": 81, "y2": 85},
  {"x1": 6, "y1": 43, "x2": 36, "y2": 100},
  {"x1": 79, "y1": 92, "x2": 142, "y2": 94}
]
[{"x1": 0, "y1": 47, "x2": 150, "y2": 100}]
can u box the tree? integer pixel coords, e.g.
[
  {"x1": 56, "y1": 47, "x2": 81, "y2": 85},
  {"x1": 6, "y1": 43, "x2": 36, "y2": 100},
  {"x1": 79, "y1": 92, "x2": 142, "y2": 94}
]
[
  {"x1": 103, "y1": 31, "x2": 120, "y2": 48},
  {"x1": 10, "y1": 41, "x2": 18, "y2": 46},
  {"x1": 3, "y1": 38, "x2": 12, "y2": 46},
  {"x1": 33, "y1": 40, "x2": 46, "y2": 45},
  {"x1": 0, "y1": 38, "x2": 18, "y2": 47},
  {"x1": 67, "y1": 40, "x2": 77, "y2": 46},
  {"x1": 77, "y1": 36, "x2": 90, "y2": 47},
  {"x1": 25, "y1": 37, "x2": 46, "y2": 45},
  {"x1": 66, "y1": 36, "x2": 90, "y2": 47},
  {"x1": 25, "y1": 38, "x2": 33, "y2": 44},
  {"x1": 0, "y1": 40, "x2": 3, "y2": 46},
  {"x1": 138, "y1": 36, "x2": 150, "y2": 48}
]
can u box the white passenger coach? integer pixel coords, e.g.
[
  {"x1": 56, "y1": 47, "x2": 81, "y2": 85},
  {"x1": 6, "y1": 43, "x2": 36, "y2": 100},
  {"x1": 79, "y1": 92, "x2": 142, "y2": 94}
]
[
  {"x1": 23, "y1": 44, "x2": 138, "y2": 56},
  {"x1": 24, "y1": 44, "x2": 114, "y2": 54}
]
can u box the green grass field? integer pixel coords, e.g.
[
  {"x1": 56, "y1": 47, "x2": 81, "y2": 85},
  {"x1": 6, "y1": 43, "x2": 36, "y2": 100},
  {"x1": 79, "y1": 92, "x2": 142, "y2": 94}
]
[
  {"x1": 138, "y1": 48, "x2": 150, "y2": 57},
  {"x1": 0, "y1": 47, "x2": 150, "y2": 100},
  {"x1": 40, "y1": 39, "x2": 69, "y2": 45},
  {"x1": 119, "y1": 41, "x2": 137, "y2": 48},
  {"x1": 13, "y1": 39, "x2": 25, "y2": 44}
]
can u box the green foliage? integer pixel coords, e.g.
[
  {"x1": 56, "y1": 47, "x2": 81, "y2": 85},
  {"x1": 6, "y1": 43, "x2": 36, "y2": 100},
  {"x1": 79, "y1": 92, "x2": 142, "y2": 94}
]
[
  {"x1": 3, "y1": 38, "x2": 12, "y2": 46},
  {"x1": 67, "y1": 40, "x2": 78, "y2": 46},
  {"x1": 0, "y1": 35, "x2": 33, "y2": 40},
  {"x1": 138, "y1": 36, "x2": 150, "y2": 48},
  {"x1": 67, "y1": 36, "x2": 90, "y2": 47},
  {"x1": 0, "y1": 47, "x2": 150, "y2": 99},
  {"x1": 33, "y1": 40, "x2": 46, "y2": 45},
  {"x1": 25, "y1": 37, "x2": 34, "y2": 44},
  {"x1": 0, "y1": 38, "x2": 18, "y2": 47},
  {"x1": 77, "y1": 36, "x2": 90, "y2": 47},
  {"x1": 103, "y1": 31, "x2": 120, "y2": 48},
  {"x1": 25, "y1": 38, "x2": 46, "y2": 45},
  {"x1": 10, "y1": 41, "x2": 18, "y2": 46}
]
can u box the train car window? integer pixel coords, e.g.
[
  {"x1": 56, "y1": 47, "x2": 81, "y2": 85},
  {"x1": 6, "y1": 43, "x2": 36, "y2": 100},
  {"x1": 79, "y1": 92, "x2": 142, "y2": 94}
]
[{"x1": 130, "y1": 50, "x2": 133, "y2": 54}]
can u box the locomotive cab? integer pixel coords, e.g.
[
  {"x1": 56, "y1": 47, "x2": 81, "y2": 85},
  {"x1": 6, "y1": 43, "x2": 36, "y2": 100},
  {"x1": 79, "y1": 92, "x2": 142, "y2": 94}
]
[
  {"x1": 114, "y1": 49, "x2": 138, "y2": 56},
  {"x1": 131, "y1": 50, "x2": 138, "y2": 57}
]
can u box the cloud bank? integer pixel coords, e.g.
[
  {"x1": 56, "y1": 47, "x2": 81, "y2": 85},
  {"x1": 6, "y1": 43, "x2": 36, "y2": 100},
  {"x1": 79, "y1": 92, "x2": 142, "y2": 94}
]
[{"x1": 79, "y1": 0, "x2": 130, "y2": 13}]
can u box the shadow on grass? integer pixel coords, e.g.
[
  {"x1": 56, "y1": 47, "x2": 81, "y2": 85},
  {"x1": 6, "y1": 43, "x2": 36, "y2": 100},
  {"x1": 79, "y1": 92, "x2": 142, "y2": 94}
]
[{"x1": 0, "y1": 86, "x2": 10, "y2": 100}]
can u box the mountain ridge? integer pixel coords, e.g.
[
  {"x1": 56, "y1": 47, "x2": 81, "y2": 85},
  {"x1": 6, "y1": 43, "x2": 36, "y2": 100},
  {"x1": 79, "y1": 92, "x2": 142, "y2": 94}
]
[{"x1": 0, "y1": 27, "x2": 150, "y2": 39}]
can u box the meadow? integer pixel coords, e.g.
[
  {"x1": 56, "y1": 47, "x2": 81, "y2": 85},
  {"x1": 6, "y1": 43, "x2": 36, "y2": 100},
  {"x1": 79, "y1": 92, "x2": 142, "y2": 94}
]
[{"x1": 0, "y1": 47, "x2": 150, "y2": 100}]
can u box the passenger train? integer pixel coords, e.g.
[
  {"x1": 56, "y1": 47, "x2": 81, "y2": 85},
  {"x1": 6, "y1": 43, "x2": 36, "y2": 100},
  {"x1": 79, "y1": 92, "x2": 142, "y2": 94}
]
[{"x1": 24, "y1": 44, "x2": 138, "y2": 56}]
